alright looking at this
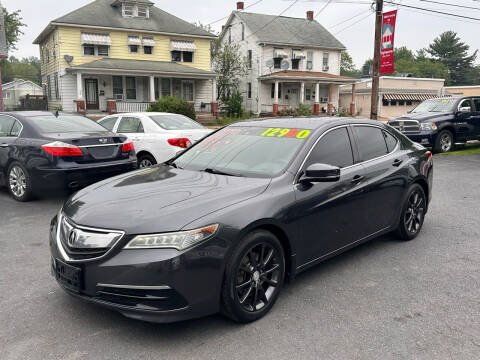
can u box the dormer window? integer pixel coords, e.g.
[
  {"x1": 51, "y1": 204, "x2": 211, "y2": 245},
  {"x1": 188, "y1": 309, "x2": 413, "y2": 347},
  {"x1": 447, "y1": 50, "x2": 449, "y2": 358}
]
[
  {"x1": 137, "y1": 6, "x2": 148, "y2": 18},
  {"x1": 123, "y1": 4, "x2": 134, "y2": 16},
  {"x1": 121, "y1": 2, "x2": 150, "y2": 18}
]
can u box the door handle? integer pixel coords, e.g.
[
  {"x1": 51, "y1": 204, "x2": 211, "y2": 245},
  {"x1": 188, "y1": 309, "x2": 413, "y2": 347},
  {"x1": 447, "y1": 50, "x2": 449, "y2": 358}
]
[
  {"x1": 392, "y1": 159, "x2": 403, "y2": 167},
  {"x1": 0, "y1": 143, "x2": 9, "y2": 148},
  {"x1": 351, "y1": 175, "x2": 365, "y2": 184}
]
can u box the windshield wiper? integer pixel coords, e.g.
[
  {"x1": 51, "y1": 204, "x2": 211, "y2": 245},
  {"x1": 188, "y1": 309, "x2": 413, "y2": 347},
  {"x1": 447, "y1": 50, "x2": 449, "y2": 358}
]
[
  {"x1": 202, "y1": 168, "x2": 242, "y2": 177},
  {"x1": 164, "y1": 160, "x2": 182, "y2": 169}
]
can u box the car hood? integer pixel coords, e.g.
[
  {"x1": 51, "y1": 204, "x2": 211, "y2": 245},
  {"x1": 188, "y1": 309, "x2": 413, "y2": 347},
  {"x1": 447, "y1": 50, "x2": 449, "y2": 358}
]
[
  {"x1": 62, "y1": 165, "x2": 270, "y2": 234},
  {"x1": 393, "y1": 112, "x2": 453, "y2": 122}
]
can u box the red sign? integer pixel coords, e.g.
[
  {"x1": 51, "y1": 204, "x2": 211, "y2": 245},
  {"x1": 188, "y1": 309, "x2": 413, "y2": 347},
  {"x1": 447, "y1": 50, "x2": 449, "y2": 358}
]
[{"x1": 380, "y1": 10, "x2": 397, "y2": 75}]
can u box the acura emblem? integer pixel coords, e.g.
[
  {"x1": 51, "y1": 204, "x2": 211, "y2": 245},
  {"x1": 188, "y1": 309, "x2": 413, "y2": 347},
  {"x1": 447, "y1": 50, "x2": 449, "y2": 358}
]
[
  {"x1": 68, "y1": 229, "x2": 77, "y2": 246},
  {"x1": 99, "y1": 138, "x2": 108, "y2": 144}
]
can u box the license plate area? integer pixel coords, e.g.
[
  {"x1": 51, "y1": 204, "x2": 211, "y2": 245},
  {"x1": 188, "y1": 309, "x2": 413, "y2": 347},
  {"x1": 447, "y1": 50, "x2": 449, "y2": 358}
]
[{"x1": 55, "y1": 258, "x2": 82, "y2": 293}]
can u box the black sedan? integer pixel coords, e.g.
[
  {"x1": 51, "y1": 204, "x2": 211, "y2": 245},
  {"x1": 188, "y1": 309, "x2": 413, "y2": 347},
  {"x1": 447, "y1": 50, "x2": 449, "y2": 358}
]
[
  {"x1": 50, "y1": 117, "x2": 433, "y2": 323},
  {"x1": 0, "y1": 111, "x2": 137, "y2": 201}
]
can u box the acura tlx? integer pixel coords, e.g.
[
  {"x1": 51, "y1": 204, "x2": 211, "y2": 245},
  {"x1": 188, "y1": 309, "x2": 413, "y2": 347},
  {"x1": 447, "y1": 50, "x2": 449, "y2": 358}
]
[{"x1": 50, "y1": 117, "x2": 433, "y2": 323}]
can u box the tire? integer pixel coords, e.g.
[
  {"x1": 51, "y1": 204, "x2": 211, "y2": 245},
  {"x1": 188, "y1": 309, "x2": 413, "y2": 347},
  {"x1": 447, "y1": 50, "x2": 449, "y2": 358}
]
[
  {"x1": 433, "y1": 130, "x2": 454, "y2": 153},
  {"x1": 137, "y1": 153, "x2": 157, "y2": 168},
  {"x1": 221, "y1": 230, "x2": 285, "y2": 323},
  {"x1": 395, "y1": 184, "x2": 427, "y2": 241},
  {"x1": 7, "y1": 162, "x2": 34, "y2": 202}
]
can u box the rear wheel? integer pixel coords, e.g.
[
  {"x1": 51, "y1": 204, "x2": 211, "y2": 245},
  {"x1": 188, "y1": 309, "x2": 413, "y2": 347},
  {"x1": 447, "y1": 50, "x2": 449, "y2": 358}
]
[
  {"x1": 434, "y1": 130, "x2": 454, "y2": 153},
  {"x1": 221, "y1": 230, "x2": 285, "y2": 323},
  {"x1": 395, "y1": 184, "x2": 427, "y2": 241},
  {"x1": 137, "y1": 153, "x2": 157, "y2": 168},
  {"x1": 7, "y1": 162, "x2": 33, "y2": 202}
]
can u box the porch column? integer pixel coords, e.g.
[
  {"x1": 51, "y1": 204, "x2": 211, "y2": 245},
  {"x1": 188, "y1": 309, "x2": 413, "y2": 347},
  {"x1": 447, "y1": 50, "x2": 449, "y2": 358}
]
[
  {"x1": 327, "y1": 84, "x2": 334, "y2": 116},
  {"x1": 350, "y1": 83, "x2": 356, "y2": 116},
  {"x1": 75, "y1": 72, "x2": 85, "y2": 115},
  {"x1": 314, "y1": 82, "x2": 320, "y2": 115},
  {"x1": 211, "y1": 78, "x2": 218, "y2": 118},
  {"x1": 149, "y1": 75, "x2": 155, "y2": 102},
  {"x1": 273, "y1": 80, "x2": 279, "y2": 117},
  {"x1": 300, "y1": 82, "x2": 305, "y2": 104}
]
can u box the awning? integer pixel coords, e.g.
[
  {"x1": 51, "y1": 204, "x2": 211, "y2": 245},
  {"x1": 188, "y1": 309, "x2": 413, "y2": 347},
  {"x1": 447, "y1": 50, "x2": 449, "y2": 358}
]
[
  {"x1": 81, "y1": 33, "x2": 111, "y2": 46},
  {"x1": 273, "y1": 49, "x2": 288, "y2": 58},
  {"x1": 170, "y1": 40, "x2": 197, "y2": 52},
  {"x1": 142, "y1": 37, "x2": 155, "y2": 47},
  {"x1": 128, "y1": 36, "x2": 142, "y2": 45},
  {"x1": 292, "y1": 50, "x2": 305, "y2": 59},
  {"x1": 383, "y1": 93, "x2": 439, "y2": 101}
]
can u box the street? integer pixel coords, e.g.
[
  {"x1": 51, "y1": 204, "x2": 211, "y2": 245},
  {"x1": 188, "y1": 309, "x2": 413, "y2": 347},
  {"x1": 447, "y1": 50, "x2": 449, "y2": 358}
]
[{"x1": 1, "y1": 155, "x2": 479, "y2": 360}]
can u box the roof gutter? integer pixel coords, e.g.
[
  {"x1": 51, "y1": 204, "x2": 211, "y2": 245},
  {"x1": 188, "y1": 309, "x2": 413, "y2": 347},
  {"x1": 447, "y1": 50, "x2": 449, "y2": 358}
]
[
  {"x1": 257, "y1": 41, "x2": 346, "y2": 51},
  {"x1": 65, "y1": 66, "x2": 217, "y2": 79}
]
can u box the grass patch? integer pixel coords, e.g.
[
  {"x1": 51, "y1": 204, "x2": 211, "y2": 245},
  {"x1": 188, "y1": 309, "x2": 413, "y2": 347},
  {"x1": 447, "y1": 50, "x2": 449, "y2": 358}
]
[{"x1": 435, "y1": 142, "x2": 480, "y2": 156}]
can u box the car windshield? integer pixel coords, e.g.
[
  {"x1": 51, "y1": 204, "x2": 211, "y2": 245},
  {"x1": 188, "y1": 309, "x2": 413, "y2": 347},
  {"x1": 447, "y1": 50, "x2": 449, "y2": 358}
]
[
  {"x1": 172, "y1": 126, "x2": 312, "y2": 178},
  {"x1": 149, "y1": 114, "x2": 205, "y2": 130},
  {"x1": 411, "y1": 98, "x2": 456, "y2": 113},
  {"x1": 30, "y1": 115, "x2": 108, "y2": 133}
]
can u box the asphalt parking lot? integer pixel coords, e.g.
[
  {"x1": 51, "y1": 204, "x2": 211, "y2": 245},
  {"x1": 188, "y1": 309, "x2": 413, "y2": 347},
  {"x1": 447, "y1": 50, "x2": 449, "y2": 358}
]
[{"x1": 1, "y1": 155, "x2": 479, "y2": 360}]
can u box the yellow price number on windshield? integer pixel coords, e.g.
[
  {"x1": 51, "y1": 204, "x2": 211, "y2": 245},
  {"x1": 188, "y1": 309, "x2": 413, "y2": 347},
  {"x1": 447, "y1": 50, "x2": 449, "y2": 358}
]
[{"x1": 260, "y1": 128, "x2": 311, "y2": 139}]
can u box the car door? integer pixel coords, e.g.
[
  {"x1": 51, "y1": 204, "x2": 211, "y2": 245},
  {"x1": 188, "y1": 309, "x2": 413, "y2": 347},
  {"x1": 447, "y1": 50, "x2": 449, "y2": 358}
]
[
  {"x1": 351, "y1": 125, "x2": 408, "y2": 235},
  {"x1": 0, "y1": 115, "x2": 22, "y2": 184},
  {"x1": 293, "y1": 126, "x2": 370, "y2": 265},
  {"x1": 114, "y1": 116, "x2": 145, "y2": 151},
  {"x1": 455, "y1": 98, "x2": 475, "y2": 141},
  {"x1": 471, "y1": 98, "x2": 480, "y2": 138}
]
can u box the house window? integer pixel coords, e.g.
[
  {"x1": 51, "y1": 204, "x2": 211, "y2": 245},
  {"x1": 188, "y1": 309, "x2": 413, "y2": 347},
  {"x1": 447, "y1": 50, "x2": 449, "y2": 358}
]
[
  {"x1": 47, "y1": 75, "x2": 51, "y2": 99},
  {"x1": 228, "y1": 27, "x2": 232, "y2": 44},
  {"x1": 129, "y1": 45, "x2": 139, "y2": 53},
  {"x1": 54, "y1": 73, "x2": 59, "y2": 99},
  {"x1": 292, "y1": 58, "x2": 300, "y2": 70},
  {"x1": 247, "y1": 50, "x2": 252, "y2": 69},
  {"x1": 47, "y1": 48, "x2": 50, "y2": 62},
  {"x1": 137, "y1": 6, "x2": 148, "y2": 18},
  {"x1": 161, "y1": 78, "x2": 171, "y2": 97},
  {"x1": 171, "y1": 50, "x2": 182, "y2": 62},
  {"x1": 305, "y1": 88, "x2": 311, "y2": 101},
  {"x1": 307, "y1": 51, "x2": 313, "y2": 70},
  {"x1": 274, "y1": 58, "x2": 282, "y2": 69},
  {"x1": 271, "y1": 83, "x2": 282, "y2": 99},
  {"x1": 125, "y1": 76, "x2": 136, "y2": 100},
  {"x1": 241, "y1": 23, "x2": 245, "y2": 41},
  {"x1": 83, "y1": 45, "x2": 95, "y2": 56},
  {"x1": 391, "y1": 100, "x2": 397, "y2": 106},
  {"x1": 123, "y1": 4, "x2": 134, "y2": 16},
  {"x1": 323, "y1": 52, "x2": 329, "y2": 70},
  {"x1": 182, "y1": 81, "x2": 194, "y2": 102},
  {"x1": 406, "y1": 100, "x2": 413, "y2": 106},
  {"x1": 3, "y1": 92, "x2": 10, "y2": 99},
  {"x1": 171, "y1": 51, "x2": 193, "y2": 62},
  {"x1": 98, "y1": 45, "x2": 109, "y2": 56},
  {"x1": 144, "y1": 46, "x2": 153, "y2": 54},
  {"x1": 183, "y1": 51, "x2": 193, "y2": 63},
  {"x1": 247, "y1": 83, "x2": 252, "y2": 99},
  {"x1": 112, "y1": 76, "x2": 123, "y2": 99},
  {"x1": 399, "y1": 100, "x2": 405, "y2": 106},
  {"x1": 382, "y1": 99, "x2": 389, "y2": 106}
]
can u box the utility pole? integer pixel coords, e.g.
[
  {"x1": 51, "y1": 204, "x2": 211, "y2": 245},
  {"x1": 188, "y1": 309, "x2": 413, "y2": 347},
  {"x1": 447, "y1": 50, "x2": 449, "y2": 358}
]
[{"x1": 370, "y1": 0, "x2": 383, "y2": 120}]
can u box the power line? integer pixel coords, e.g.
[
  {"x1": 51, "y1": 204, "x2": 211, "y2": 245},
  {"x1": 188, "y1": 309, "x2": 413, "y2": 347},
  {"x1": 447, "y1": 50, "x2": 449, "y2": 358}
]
[
  {"x1": 415, "y1": 0, "x2": 480, "y2": 11},
  {"x1": 207, "y1": 0, "x2": 266, "y2": 25},
  {"x1": 328, "y1": 8, "x2": 373, "y2": 29},
  {"x1": 334, "y1": 11, "x2": 374, "y2": 34},
  {"x1": 385, "y1": 1, "x2": 480, "y2": 20}
]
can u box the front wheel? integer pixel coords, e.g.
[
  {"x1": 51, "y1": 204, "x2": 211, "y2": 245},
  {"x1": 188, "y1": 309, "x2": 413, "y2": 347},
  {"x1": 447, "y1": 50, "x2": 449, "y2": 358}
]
[
  {"x1": 395, "y1": 184, "x2": 427, "y2": 241},
  {"x1": 7, "y1": 162, "x2": 33, "y2": 202},
  {"x1": 137, "y1": 153, "x2": 157, "y2": 168},
  {"x1": 434, "y1": 130, "x2": 454, "y2": 153},
  {"x1": 221, "y1": 230, "x2": 285, "y2": 323}
]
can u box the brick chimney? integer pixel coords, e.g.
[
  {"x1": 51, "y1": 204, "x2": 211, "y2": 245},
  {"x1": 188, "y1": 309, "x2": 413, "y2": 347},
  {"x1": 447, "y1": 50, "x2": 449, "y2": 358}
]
[
  {"x1": 237, "y1": 2, "x2": 244, "y2": 10},
  {"x1": 306, "y1": 10, "x2": 314, "y2": 20}
]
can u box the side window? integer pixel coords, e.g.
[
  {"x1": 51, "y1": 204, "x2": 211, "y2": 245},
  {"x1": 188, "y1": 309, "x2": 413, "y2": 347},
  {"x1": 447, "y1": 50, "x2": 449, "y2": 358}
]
[
  {"x1": 99, "y1": 117, "x2": 118, "y2": 131},
  {"x1": 305, "y1": 127, "x2": 354, "y2": 169},
  {"x1": 458, "y1": 99, "x2": 472, "y2": 111},
  {"x1": 10, "y1": 121, "x2": 22, "y2": 137},
  {"x1": 353, "y1": 126, "x2": 388, "y2": 161},
  {"x1": 117, "y1": 117, "x2": 144, "y2": 133},
  {"x1": 383, "y1": 130, "x2": 398, "y2": 153},
  {"x1": 473, "y1": 98, "x2": 480, "y2": 112},
  {"x1": 0, "y1": 115, "x2": 16, "y2": 137}
]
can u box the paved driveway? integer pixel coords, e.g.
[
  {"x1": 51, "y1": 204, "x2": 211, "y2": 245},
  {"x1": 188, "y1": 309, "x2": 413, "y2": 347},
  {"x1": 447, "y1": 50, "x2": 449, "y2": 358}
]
[{"x1": 0, "y1": 155, "x2": 479, "y2": 360}]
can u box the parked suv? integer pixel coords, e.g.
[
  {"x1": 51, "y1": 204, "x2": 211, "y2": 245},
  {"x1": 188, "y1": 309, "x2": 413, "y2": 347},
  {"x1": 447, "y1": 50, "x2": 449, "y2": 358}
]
[{"x1": 388, "y1": 96, "x2": 480, "y2": 153}]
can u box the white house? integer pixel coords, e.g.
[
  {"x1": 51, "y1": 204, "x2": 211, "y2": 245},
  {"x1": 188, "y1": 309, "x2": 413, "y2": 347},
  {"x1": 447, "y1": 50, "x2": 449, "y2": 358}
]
[
  {"x1": 218, "y1": 2, "x2": 356, "y2": 116},
  {"x1": 2, "y1": 79, "x2": 44, "y2": 111}
]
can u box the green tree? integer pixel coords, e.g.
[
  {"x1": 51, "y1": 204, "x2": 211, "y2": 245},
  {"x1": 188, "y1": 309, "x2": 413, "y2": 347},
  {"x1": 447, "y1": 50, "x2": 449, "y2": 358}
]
[
  {"x1": 212, "y1": 43, "x2": 248, "y2": 100},
  {"x1": 2, "y1": 7, "x2": 26, "y2": 51},
  {"x1": 427, "y1": 31, "x2": 478, "y2": 85},
  {"x1": 0, "y1": 56, "x2": 41, "y2": 84},
  {"x1": 340, "y1": 50, "x2": 361, "y2": 78}
]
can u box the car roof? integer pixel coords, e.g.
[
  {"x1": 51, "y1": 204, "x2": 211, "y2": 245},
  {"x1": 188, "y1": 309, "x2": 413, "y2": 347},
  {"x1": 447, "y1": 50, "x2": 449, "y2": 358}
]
[
  {"x1": 2, "y1": 111, "x2": 86, "y2": 118},
  {"x1": 229, "y1": 117, "x2": 383, "y2": 130},
  {"x1": 104, "y1": 112, "x2": 185, "y2": 117}
]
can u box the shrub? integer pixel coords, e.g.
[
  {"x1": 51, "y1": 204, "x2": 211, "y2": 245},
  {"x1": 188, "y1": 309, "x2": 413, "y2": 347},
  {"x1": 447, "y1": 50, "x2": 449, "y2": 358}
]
[
  {"x1": 296, "y1": 103, "x2": 313, "y2": 116},
  {"x1": 147, "y1": 96, "x2": 196, "y2": 120},
  {"x1": 278, "y1": 107, "x2": 298, "y2": 117},
  {"x1": 220, "y1": 91, "x2": 244, "y2": 117}
]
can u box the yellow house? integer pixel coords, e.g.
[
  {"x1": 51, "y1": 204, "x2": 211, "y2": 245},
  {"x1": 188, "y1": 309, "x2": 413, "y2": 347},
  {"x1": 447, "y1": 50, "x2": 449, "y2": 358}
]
[{"x1": 33, "y1": 0, "x2": 217, "y2": 115}]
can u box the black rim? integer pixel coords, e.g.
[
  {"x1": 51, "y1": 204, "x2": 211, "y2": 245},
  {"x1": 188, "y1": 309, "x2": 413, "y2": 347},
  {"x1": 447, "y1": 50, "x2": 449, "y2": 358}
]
[
  {"x1": 235, "y1": 243, "x2": 281, "y2": 312},
  {"x1": 404, "y1": 190, "x2": 425, "y2": 235}
]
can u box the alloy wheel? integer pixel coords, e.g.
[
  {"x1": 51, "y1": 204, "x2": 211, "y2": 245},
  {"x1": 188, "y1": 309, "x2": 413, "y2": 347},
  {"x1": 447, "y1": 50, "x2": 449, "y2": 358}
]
[
  {"x1": 235, "y1": 243, "x2": 282, "y2": 312},
  {"x1": 440, "y1": 133, "x2": 452, "y2": 152},
  {"x1": 139, "y1": 159, "x2": 153, "y2": 168},
  {"x1": 404, "y1": 190, "x2": 425, "y2": 235},
  {"x1": 9, "y1": 166, "x2": 27, "y2": 198}
]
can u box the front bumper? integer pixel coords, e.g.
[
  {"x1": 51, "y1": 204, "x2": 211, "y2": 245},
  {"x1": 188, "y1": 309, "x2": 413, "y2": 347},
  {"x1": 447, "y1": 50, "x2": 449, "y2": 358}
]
[
  {"x1": 49, "y1": 216, "x2": 227, "y2": 323},
  {"x1": 403, "y1": 131, "x2": 437, "y2": 147}
]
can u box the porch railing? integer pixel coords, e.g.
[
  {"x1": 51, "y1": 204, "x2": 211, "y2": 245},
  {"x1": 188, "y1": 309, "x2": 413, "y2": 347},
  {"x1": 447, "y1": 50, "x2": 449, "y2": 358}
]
[
  {"x1": 116, "y1": 101, "x2": 153, "y2": 113},
  {"x1": 260, "y1": 104, "x2": 295, "y2": 113}
]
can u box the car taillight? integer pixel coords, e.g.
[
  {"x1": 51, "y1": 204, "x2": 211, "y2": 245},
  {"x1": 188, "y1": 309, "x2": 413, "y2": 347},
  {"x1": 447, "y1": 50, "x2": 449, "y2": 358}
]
[
  {"x1": 122, "y1": 142, "x2": 134, "y2": 152},
  {"x1": 167, "y1": 138, "x2": 192, "y2": 149},
  {"x1": 41, "y1": 141, "x2": 83, "y2": 156},
  {"x1": 426, "y1": 151, "x2": 433, "y2": 161}
]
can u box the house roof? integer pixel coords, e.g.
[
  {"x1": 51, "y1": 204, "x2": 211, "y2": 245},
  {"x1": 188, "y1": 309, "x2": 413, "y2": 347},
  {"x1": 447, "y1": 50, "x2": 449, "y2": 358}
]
[
  {"x1": 33, "y1": 0, "x2": 216, "y2": 44},
  {"x1": 259, "y1": 70, "x2": 356, "y2": 83},
  {"x1": 66, "y1": 58, "x2": 216, "y2": 78},
  {"x1": 3, "y1": 79, "x2": 43, "y2": 90},
  {"x1": 221, "y1": 11, "x2": 345, "y2": 50}
]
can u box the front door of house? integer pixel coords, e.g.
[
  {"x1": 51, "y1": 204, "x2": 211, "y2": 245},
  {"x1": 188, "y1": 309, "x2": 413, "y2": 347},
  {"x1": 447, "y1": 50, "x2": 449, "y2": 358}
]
[
  {"x1": 288, "y1": 88, "x2": 299, "y2": 108},
  {"x1": 85, "y1": 79, "x2": 99, "y2": 110}
]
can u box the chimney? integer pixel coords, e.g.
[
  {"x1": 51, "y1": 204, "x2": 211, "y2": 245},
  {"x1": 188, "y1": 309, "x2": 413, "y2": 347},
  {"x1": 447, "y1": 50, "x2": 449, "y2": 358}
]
[
  {"x1": 306, "y1": 11, "x2": 314, "y2": 21},
  {"x1": 237, "y1": 2, "x2": 244, "y2": 11}
]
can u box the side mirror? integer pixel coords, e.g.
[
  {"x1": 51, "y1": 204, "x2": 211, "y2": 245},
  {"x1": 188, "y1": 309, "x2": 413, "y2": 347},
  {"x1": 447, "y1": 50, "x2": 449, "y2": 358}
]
[
  {"x1": 299, "y1": 163, "x2": 340, "y2": 183},
  {"x1": 459, "y1": 106, "x2": 471, "y2": 113}
]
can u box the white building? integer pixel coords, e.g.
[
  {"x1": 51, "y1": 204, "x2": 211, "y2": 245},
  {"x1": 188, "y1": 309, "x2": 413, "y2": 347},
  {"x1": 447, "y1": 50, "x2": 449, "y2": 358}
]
[{"x1": 218, "y1": 2, "x2": 356, "y2": 116}]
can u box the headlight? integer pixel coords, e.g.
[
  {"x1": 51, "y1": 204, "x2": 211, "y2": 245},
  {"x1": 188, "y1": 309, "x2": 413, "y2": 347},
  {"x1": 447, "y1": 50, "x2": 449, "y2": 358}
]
[
  {"x1": 124, "y1": 224, "x2": 219, "y2": 250},
  {"x1": 420, "y1": 122, "x2": 437, "y2": 131}
]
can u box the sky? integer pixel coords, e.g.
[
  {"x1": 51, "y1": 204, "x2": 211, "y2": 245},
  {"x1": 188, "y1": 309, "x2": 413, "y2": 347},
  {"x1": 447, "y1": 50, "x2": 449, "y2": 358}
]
[{"x1": 2, "y1": 0, "x2": 479, "y2": 68}]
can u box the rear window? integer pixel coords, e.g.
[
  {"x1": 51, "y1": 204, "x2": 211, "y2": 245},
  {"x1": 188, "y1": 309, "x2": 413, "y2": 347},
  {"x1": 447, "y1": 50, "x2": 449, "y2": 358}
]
[
  {"x1": 149, "y1": 114, "x2": 205, "y2": 130},
  {"x1": 30, "y1": 115, "x2": 107, "y2": 133},
  {"x1": 353, "y1": 126, "x2": 388, "y2": 161}
]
